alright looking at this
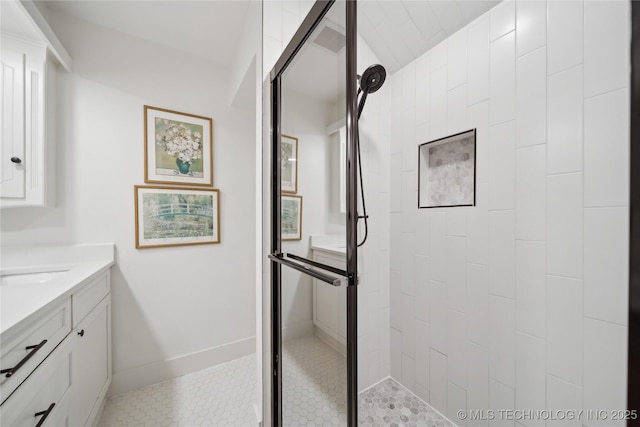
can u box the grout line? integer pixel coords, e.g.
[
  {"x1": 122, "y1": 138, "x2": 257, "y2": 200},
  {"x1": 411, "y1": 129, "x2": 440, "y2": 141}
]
[
  {"x1": 546, "y1": 170, "x2": 584, "y2": 178},
  {"x1": 489, "y1": 117, "x2": 516, "y2": 127},
  {"x1": 515, "y1": 141, "x2": 547, "y2": 149},
  {"x1": 488, "y1": 376, "x2": 515, "y2": 391},
  {"x1": 488, "y1": 293, "x2": 515, "y2": 301},
  {"x1": 546, "y1": 371, "x2": 583, "y2": 390},
  {"x1": 546, "y1": 273, "x2": 583, "y2": 281},
  {"x1": 513, "y1": 329, "x2": 545, "y2": 342},
  {"x1": 583, "y1": 314, "x2": 628, "y2": 329},
  {"x1": 583, "y1": 85, "x2": 629, "y2": 102},
  {"x1": 583, "y1": 205, "x2": 630, "y2": 210},
  {"x1": 514, "y1": 238, "x2": 545, "y2": 243}
]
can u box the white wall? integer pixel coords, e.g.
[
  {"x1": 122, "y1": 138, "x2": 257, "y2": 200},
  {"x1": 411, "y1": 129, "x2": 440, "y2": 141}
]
[
  {"x1": 226, "y1": 2, "x2": 263, "y2": 419},
  {"x1": 1, "y1": 10, "x2": 258, "y2": 396},
  {"x1": 388, "y1": 0, "x2": 630, "y2": 424}
]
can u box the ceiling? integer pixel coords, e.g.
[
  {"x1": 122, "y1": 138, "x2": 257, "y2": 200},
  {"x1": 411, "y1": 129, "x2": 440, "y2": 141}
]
[
  {"x1": 40, "y1": 0, "x2": 499, "y2": 75},
  {"x1": 359, "y1": 1, "x2": 500, "y2": 74},
  {"x1": 42, "y1": 0, "x2": 254, "y2": 67},
  {"x1": 282, "y1": 0, "x2": 500, "y2": 105}
]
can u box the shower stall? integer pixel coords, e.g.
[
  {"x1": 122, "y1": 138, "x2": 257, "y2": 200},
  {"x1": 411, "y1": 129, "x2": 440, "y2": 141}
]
[{"x1": 263, "y1": 0, "x2": 631, "y2": 426}]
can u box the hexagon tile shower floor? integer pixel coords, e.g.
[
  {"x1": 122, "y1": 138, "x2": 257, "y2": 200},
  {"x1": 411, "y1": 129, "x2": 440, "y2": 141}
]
[{"x1": 98, "y1": 335, "x2": 454, "y2": 427}]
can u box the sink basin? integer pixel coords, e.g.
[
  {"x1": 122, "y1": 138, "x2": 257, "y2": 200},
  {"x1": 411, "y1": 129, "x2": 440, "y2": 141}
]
[{"x1": 1, "y1": 270, "x2": 68, "y2": 287}]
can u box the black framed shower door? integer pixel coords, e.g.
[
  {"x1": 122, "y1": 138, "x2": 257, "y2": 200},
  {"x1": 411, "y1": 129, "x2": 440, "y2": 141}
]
[{"x1": 267, "y1": 0, "x2": 359, "y2": 426}]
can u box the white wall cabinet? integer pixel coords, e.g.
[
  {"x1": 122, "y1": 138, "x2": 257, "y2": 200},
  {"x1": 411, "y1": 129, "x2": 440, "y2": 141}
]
[
  {"x1": 312, "y1": 249, "x2": 346, "y2": 353},
  {"x1": 0, "y1": 270, "x2": 111, "y2": 427},
  {"x1": 0, "y1": 35, "x2": 53, "y2": 208}
]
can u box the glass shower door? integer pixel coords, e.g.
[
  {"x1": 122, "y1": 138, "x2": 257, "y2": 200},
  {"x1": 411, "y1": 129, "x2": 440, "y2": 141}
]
[{"x1": 268, "y1": 0, "x2": 359, "y2": 425}]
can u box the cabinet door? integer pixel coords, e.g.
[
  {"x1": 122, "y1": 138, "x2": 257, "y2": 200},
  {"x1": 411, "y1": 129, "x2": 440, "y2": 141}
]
[
  {"x1": 313, "y1": 252, "x2": 346, "y2": 345},
  {"x1": 71, "y1": 295, "x2": 111, "y2": 427},
  {"x1": 0, "y1": 44, "x2": 25, "y2": 198}
]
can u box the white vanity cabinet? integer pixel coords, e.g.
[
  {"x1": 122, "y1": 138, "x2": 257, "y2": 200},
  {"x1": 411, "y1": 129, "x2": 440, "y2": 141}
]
[
  {"x1": 312, "y1": 247, "x2": 346, "y2": 353},
  {"x1": 0, "y1": 299, "x2": 72, "y2": 405},
  {"x1": 0, "y1": 333, "x2": 74, "y2": 427},
  {"x1": 71, "y1": 271, "x2": 112, "y2": 427},
  {"x1": 0, "y1": 269, "x2": 112, "y2": 427}
]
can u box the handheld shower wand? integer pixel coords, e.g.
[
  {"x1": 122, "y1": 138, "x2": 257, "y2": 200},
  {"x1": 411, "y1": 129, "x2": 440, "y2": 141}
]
[{"x1": 356, "y1": 64, "x2": 386, "y2": 247}]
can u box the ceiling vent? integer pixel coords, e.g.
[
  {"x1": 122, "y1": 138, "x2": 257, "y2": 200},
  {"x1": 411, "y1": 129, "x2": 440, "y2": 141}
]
[{"x1": 313, "y1": 25, "x2": 346, "y2": 53}]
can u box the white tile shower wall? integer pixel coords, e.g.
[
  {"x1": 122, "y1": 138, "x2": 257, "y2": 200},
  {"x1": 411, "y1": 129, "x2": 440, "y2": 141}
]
[
  {"x1": 388, "y1": 1, "x2": 630, "y2": 425},
  {"x1": 357, "y1": 34, "x2": 392, "y2": 390}
]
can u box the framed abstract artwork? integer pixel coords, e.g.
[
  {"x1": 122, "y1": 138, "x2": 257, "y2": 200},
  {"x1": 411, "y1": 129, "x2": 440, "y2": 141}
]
[
  {"x1": 134, "y1": 185, "x2": 220, "y2": 248},
  {"x1": 281, "y1": 134, "x2": 298, "y2": 193},
  {"x1": 144, "y1": 105, "x2": 213, "y2": 186},
  {"x1": 418, "y1": 129, "x2": 476, "y2": 208},
  {"x1": 281, "y1": 195, "x2": 302, "y2": 241}
]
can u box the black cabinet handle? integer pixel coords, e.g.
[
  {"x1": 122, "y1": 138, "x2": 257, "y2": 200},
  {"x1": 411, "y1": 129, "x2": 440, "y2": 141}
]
[
  {"x1": 10, "y1": 157, "x2": 21, "y2": 164},
  {"x1": 0, "y1": 339, "x2": 47, "y2": 378},
  {"x1": 34, "y1": 403, "x2": 55, "y2": 427},
  {"x1": 77, "y1": 329, "x2": 85, "y2": 337}
]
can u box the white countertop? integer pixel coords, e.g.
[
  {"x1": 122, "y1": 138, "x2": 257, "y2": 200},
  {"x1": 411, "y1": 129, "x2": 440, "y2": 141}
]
[
  {"x1": 310, "y1": 235, "x2": 347, "y2": 256},
  {"x1": 0, "y1": 244, "x2": 115, "y2": 338}
]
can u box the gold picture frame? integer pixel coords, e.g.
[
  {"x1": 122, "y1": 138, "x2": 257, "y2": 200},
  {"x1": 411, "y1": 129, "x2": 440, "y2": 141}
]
[
  {"x1": 135, "y1": 185, "x2": 220, "y2": 248},
  {"x1": 281, "y1": 195, "x2": 302, "y2": 241},
  {"x1": 144, "y1": 105, "x2": 213, "y2": 186},
  {"x1": 281, "y1": 134, "x2": 298, "y2": 193}
]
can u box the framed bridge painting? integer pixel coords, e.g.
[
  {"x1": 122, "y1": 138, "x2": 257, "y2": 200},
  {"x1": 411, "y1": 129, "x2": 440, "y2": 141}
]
[
  {"x1": 281, "y1": 134, "x2": 298, "y2": 193},
  {"x1": 134, "y1": 185, "x2": 220, "y2": 248},
  {"x1": 144, "y1": 105, "x2": 213, "y2": 187},
  {"x1": 281, "y1": 195, "x2": 302, "y2": 241}
]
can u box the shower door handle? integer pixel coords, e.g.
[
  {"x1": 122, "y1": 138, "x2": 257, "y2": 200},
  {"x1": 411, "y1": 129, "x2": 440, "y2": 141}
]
[
  {"x1": 285, "y1": 253, "x2": 347, "y2": 277},
  {"x1": 269, "y1": 254, "x2": 345, "y2": 286}
]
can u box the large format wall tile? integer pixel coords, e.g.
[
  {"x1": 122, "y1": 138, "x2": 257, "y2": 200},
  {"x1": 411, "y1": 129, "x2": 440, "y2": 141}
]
[{"x1": 384, "y1": 0, "x2": 629, "y2": 420}]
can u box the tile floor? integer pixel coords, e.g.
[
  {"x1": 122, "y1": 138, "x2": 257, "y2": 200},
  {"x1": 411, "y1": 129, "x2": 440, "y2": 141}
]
[
  {"x1": 359, "y1": 379, "x2": 456, "y2": 427},
  {"x1": 98, "y1": 354, "x2": 257, "y2": 427},
  {"x1": 282, "y1": 335, "x2": 347, "y2": 426},
  {"x1": 98, "y1": 335, "x2": 454, "y2": 427}
]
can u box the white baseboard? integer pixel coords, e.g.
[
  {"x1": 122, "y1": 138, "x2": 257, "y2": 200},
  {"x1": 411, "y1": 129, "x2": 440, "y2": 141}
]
[
  {"x1": 281, "y1": 319, "x2": 313, "y2": 342},
  {"x1": 253, "y1": 402, "x2": 261, "y2": 426},
  {"x1": 314, "y1": 326, "x2": 346, "y2": 357},
  {"x1": 109, "y1": 336, "x2": 256, "y2": 397},
  {"x1": 91, "y1": 394, "x2": 108, "y2": 427}
]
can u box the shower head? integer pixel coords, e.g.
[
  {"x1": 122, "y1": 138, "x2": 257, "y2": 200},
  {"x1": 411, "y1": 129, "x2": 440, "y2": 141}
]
[
  {"x1": 357, "y1": 64, "x2": 386, "y2": 119},
  {"x1": 360, "y1": 64, "x2": 386, "y2": 94},
  {"x1": 355, "y1": 64, "x2": 386, "y2": 247}
]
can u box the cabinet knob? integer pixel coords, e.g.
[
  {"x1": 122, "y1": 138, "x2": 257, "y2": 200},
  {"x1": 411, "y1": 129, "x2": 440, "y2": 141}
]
[
  {"x1": 10, "y1": 157, "x2": 21, "y2": 164},
  {"x1": 78, "y1": 329, "x2": 85, "y2": 337}
]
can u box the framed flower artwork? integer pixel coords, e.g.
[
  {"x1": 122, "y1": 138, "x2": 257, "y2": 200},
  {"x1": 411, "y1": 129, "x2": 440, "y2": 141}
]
[
  {"x1": 134, "y1": 185, "x2": 220, "y2": 248},
  {"x1": 144, "y1": 106, "x2": 213, "y2": 186}
]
